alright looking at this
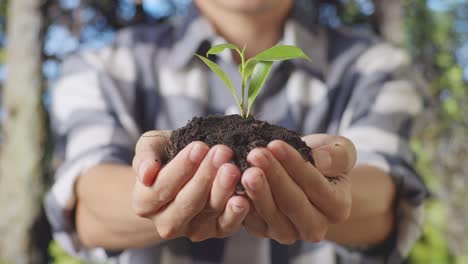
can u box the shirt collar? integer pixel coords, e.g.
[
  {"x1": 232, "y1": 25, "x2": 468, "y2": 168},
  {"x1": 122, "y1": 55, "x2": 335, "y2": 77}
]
[{"x1": 166, "y1": 2, "x2": 328, "y2": 76}]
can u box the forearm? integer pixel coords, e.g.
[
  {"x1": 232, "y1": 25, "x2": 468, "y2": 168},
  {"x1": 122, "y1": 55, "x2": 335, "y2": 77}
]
[
  {"x1": 326, "y1": 165, "x2": 396, "y2": 246},
  {"x1": 76, "y1": 164, "x2": 161, "y2": 249}
]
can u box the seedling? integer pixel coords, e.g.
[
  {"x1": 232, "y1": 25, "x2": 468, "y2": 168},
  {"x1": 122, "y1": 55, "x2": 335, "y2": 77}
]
[{"x1": 195, "y1": 43, "x2": 310, "y2": 117}]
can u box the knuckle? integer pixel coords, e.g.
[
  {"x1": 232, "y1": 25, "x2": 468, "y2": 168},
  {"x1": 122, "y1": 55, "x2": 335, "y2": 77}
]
[
  {"x1": 217, "y1": 220, "x2": 238, "y2": 237},
  {"x1": 132, "y1": 188, "x2": 152, "y2": 217},
  {"x1": 132, "y1": 186, "x2": 168, "y2": 218},
  {"x1": 132, "y1": 202, "x2": 150, "y2": 218},
  {"x1": 329, "y1": 203, "x2": 351, "y2": 224},
  {"x1": 188, "y1": 232, "x2": 208, "y2": 242},
  {"x1": 192, "y1": 172, "x2": 213, "y2": 187},
  {"x1": 204, "y1": 206, "x2": 222, "y2": 217},
  {"x1": 273, "y1": 227, "x2": 297, "y2": 245},
  {"x1": 185, "y1": 223, "x2": 210, "y2": 242},
  {"x1": 154, "y1": 186, "x2": 173, "y2": 206},
  {"x1": 245, "y1": 227, "x2": 267, "y2": 238},
  {"x1": 328, "y1": 191, "x2": 352, "y2": 223},
  {"x1": 215, "y1": 225, "x2": 232, "y2": 238},
  {"x1": 276, "y1": 234, "x2": 297, "y2": 245},
  {"x1": 301, "y1": 225, "x2": 319, "y2": 243},
  {"x1": 181, "y1": 202, "x2": 203, "y2": 217},
  {"x1": 304, "y1": 229, "x2": 327, "y2": 243},
  {"x1": 157, "y1": 223, "x2": 178, "y2": 240},
  {"x1": 303, "y1": 220, "x2": 328, "y2": 243}
]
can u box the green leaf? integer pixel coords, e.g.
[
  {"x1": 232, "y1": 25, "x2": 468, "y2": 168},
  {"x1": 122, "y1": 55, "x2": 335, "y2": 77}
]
[
  {"x1": 206, "y1": 43, "x2": 240, "y2": 56},
  {"x1": 195, "y1": 54, "x2": 241, "y2": 108},
  {"x1": 247, "y1": 61, "x2": 273, "y2": 117},
  {"x1": 243, "y1": 60, "x2": 258, "y2": 79},
  {"x1": 252, "y1": 45, "x2": 310, "y2": 61},
  {"x1": 237, "y1": 60, "x2": 258, "y2": 79},
  {"x1": 243, "y1": 45, "x2": 308, "y2": 79}
]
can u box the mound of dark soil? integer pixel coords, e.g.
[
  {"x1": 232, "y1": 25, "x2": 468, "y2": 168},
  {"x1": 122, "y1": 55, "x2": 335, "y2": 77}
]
[{"x1": 167, "y1": 115, "x2": 314, "y2": 192}]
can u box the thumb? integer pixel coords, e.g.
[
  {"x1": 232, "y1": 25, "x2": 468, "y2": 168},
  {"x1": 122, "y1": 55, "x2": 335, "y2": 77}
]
[
  {"x1": 133, "y1": 152, "x2": 163, "y2": 186},
  {"x1": 303, "y1": 134, "x2": 357, "y2": 176},
  {"x1": 132, "y1": 130, "x2": 171, "y2": 186}
]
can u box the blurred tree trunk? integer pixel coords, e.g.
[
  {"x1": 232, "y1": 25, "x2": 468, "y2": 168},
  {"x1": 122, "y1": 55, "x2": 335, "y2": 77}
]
[
  {"x1": 373, "y1": 0, "x2": 404, "y2": 44},
  {"x1": 0, "y1": 0, "x2": 47, "y2": 263}
]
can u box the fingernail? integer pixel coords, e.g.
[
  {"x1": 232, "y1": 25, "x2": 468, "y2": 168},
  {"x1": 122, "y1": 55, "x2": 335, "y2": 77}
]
[
  {"x1": 231, "y1": 204, "x2": 244, "y2": 213},
  {"x1": 269, "y1": 141, "x2": 287, "y2": 160},
  {"x1": 212, "y1": 147, "x2": 231, "y2": 169},
  {"x1": 314, "y1": 149, "x2": 332, "y2": 171},
  {"x1": 219, "y1": 165, "x2": 236, "y2": 188},
  {"x1": 250, "y1": 150, "x2": 270, "y2": 169},
  {"x1": 245, "y1": 171, "x2": 263, "y2": 190},
  {"x1": 138, "y1": 160, "x2": 151, "y2": 183},
  {"x1": 189, "y1": 143, "x2": 207, "y2": 163}
]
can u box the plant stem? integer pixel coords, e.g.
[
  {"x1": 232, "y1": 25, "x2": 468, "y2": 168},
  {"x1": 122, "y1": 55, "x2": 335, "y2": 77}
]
[
  {"x1": 240, "y1": 79, "x2": 246, "y2": 117},
  {"x1": 239, "y1": 46, "x2": 246, "y2": 117}
]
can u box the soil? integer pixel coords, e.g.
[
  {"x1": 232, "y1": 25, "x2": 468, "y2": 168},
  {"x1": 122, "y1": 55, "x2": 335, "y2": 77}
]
[{"x1": 167, "y1": 115, "x2": 315, "y2": 192}]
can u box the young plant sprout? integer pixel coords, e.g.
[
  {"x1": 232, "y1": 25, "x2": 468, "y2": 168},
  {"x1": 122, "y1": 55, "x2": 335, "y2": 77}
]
[{"x1": 195, "y1": 43, "x2": 310, "y2": 117}]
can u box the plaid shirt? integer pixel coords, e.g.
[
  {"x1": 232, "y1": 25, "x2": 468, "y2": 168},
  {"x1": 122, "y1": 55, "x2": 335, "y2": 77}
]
[{"x1": 45, "y1": 2, "x2": 427, "y2": 263}]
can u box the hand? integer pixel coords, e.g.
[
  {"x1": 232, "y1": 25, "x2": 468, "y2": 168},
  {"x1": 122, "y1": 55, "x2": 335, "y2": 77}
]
[
  {"x1": 241, "y1": 135, "x2": 356, "y2": 244},
  {"x1": 131, "y1": 131, "x2": 250, "y2": 241}
]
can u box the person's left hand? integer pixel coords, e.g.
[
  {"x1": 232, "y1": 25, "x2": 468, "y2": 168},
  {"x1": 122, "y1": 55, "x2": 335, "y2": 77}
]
[{"x1": 241, "y1": 135, "x2": 357, "y2": 244}]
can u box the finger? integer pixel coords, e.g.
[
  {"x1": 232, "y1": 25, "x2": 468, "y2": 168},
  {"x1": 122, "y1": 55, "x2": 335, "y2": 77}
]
[
  {"x1": 302, "y1": 134, "x2": 357, "y2": 175},
  {"x1": 210, "y1": 163, "x2": 241, "y2": 212},
  {"x1": 177, "y1": 145, "x2": 234, "y2": 213},
  {"x1": 247, "y1": 148, "x2": 330, "y2": 241},
  {"x1": 217, "y1": 196, "x2": 250, "y2": 237},
  {"x1": 133, "y1": 130, "x2": 171, "y2": 186},
  {"x1": 135, "y1": 130, "x2": 172, "y2": 155},
  {"x1": 267, "y1": 140, "x2": 352, "y2": 223},
  {"x1": 185, "y1": 195, "x2": 249, "y2": 242},
  {"x1": 133, "y1": 141, "x2": 209, "y2": 217},
  {"x1": 241, "y1": 166, "x2": 297, "y2": 244},
  {"x1": 243, "y1": 207, "x2": 268, "y2": 238},
  {"x1": 159, "y1": 145, "x2": 234, "y2": 237},
  {"x1": 132, "y1": 151, "x2": 163, "y2": 186}
]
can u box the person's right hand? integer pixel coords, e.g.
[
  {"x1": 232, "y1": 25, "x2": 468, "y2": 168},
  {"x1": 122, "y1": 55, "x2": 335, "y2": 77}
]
[{"x1": 131, "y1": 131, "x2": 250, "y2": 241}]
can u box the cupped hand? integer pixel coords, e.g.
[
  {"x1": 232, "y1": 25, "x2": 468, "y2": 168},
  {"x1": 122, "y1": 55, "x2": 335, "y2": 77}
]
[
  {"x1": 131, "y1": 131, "x2": 250, "y2": 241},
  {"x1": 241, "y1": 135, "x2": 356, "y2": 244}
]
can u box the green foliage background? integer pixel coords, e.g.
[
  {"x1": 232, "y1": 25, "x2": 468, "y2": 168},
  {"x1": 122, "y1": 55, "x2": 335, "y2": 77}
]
[{"x1": 404, "y1": 1, "x2": 468, "y2": 263}]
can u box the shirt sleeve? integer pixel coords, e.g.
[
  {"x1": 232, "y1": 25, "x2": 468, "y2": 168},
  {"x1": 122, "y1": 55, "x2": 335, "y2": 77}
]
[
  {"x1": 44, "y1": 46, "x2": 140, "y2": 262},
  {"x1": 336, "y1": 43, "x2": 428, "y2": 263}
]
